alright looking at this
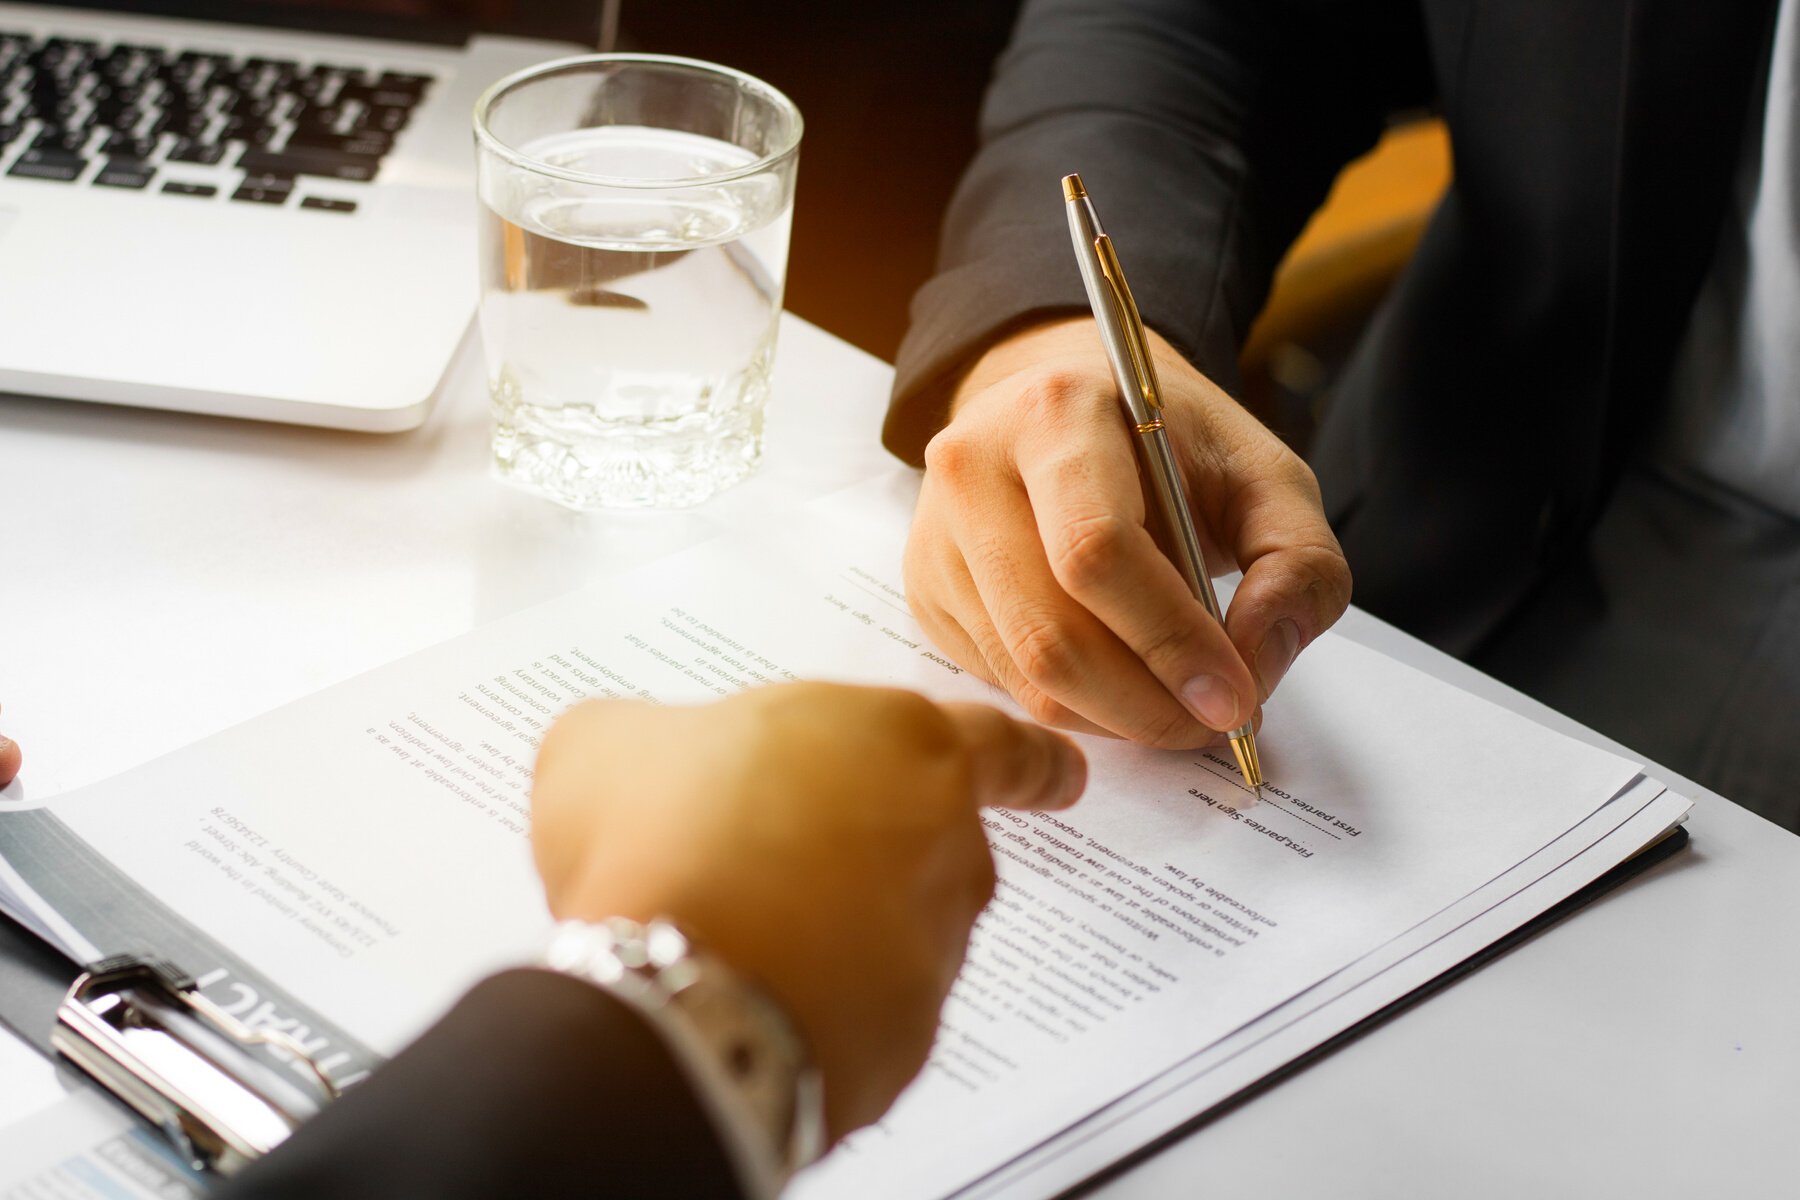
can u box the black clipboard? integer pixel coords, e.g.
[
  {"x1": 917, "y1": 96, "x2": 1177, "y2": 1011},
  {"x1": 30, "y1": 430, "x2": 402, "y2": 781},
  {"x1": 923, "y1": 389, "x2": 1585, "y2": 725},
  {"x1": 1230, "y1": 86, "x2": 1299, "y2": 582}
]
[{"x1": 1063, "y1": 825, "x2": 1692, "y2": 1197}]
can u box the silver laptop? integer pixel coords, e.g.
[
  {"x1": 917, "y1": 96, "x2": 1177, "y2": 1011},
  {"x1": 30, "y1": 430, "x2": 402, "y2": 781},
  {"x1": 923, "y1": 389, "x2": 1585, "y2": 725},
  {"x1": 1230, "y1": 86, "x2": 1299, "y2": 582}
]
[{"x1": 0, "y1": 1, "x2": 600, "y2": 430}]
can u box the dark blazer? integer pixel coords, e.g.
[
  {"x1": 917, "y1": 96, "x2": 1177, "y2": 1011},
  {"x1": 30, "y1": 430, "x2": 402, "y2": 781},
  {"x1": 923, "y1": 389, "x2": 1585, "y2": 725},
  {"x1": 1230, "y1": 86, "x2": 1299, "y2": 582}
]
[
  {"x1": 215, "y1": 970, "x2": 744, "y2": 1198},
  {"x1": 887, "y1": 0, "x2": 1777, "y2": 659}
]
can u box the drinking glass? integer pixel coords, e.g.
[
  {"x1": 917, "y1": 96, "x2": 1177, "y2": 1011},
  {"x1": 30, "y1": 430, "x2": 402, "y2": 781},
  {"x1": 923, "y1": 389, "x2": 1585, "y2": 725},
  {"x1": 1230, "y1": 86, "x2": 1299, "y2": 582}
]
[{"x1": 474, "y1": 56, "x2": 802, "y2": 509}]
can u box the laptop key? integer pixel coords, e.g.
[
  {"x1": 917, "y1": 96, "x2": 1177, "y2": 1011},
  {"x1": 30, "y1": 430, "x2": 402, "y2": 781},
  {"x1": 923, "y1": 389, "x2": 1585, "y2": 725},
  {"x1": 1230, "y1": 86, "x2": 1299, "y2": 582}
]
[
  {"x1": 167, "y1": 59, "x2": 222, "y2": 88},
  {"x1": 241, "y1": 94, "x2": 283, "y2": 121},
  {"x1": 232, "y1": 172, "x2": 294, "y2": 204},
  {"x1": 361, "y1": 105, "x2": 411, "y2": 134},
  {"x1": 239, "y1": 146, "x2": 377, "y2": 182},
  {"x1": 299, "y1": 196, "x2": 357, "y2": 214},
  {"x1": 37, "y1": 39, "x2": 98, "y2": 70},
  {"x1": 242, "y1": 58, "x2": 300, "y2": 89},
  {"x1": 101, "y1": 43, "x2": 162, "y2": 63},
  {"x1": 167, "y1": 137, "x2": 225, "y2": 165},
  {"x1": 375, "y1": 71, "x2": 432, "y2": 94},
  {"x1": 283, "y1": 129, "x2": 392, "y2": 158},
  {"x1": 94, "y1": 158, "x2": 154, "y2": 189},
  {"x1": 161, "y1": 180, "x2": 217, "y2": 197},
  {"x1": 101, "y1": 131, "x2": 158, "y2": 159},
  {"x1": 104, "y1": 80, "x2": 156, "y2": 107},
  {"x1": 7, "y1": 148, "x2": 85, "y2": 181},
  {"x1": 289, "y1": 107, "x2": 352, "y2": 137},
  {"x1": 91, "y1": 96, "x2": 130, "y2": 126},
  {"x1": 172, "y1": 112, "x2": 211, "y2": 139},
  {"x1": 222, "y1": 123, "x2": 280, "y2": 148},
  {"x1": 174, "y1": 50, "x2": 230, "y2": 67},
  {"x1": 370, "y1": 87, "x2": 426, "y2": 110},
  {"x1": 332, "y1": 82, "x2": 378, "y2": 107},
  {"x1": 31, "y1": 127, "x2": 88, "y2": 154},
  {"x1": 22, "y1": 93, "x2": 68, "y2": 122},
  {"x1": 219, "y1": 112, "x2": 279, "y2": 141}
]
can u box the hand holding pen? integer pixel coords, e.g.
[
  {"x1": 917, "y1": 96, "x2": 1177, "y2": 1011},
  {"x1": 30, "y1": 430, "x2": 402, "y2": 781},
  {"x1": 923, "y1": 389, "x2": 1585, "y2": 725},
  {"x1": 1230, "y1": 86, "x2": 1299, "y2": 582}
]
[{"x1": 899, "y1": 185, "x2": 1352, "y2": 757}]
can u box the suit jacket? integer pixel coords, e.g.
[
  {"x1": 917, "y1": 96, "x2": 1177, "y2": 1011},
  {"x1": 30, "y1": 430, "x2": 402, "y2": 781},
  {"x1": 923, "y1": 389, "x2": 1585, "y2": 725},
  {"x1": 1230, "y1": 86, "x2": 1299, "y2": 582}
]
[
  {"x1": 887, "y1": 0, "x2": 1778, "y2": 658},
  {"x1": 215, "y1": 970, "x2": 745, "y2": 1198}
]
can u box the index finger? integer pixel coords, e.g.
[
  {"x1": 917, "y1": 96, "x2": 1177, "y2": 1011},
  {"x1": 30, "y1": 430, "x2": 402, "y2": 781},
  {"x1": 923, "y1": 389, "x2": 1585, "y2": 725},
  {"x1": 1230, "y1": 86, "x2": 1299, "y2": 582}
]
[{"x1": 939, "y1": 702, "x2": 1087, "y2": 812}]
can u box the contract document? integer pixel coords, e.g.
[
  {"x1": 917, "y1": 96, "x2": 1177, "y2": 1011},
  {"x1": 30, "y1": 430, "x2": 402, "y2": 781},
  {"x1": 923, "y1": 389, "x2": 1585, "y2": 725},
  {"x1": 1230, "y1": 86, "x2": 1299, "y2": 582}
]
[{"x1": 0, "y1": 475, "x2": 1689, "y2": 1198}]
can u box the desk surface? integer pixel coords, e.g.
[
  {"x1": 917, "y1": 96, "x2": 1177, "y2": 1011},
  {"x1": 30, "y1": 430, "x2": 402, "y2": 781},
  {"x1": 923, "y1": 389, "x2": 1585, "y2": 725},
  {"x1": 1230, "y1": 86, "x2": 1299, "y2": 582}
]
[{"x1": 4, "y1": 318, "x2": 1797, "y2": 1197}]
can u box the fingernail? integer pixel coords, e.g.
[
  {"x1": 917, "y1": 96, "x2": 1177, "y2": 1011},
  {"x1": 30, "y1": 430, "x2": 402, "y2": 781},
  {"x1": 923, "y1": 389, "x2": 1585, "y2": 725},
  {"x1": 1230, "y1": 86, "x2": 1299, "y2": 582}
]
[
  {"x1": 1180, "y1": 675, "x2": 1241, "y2": 732},
  {"x1": 1255, "y1": 620, "x2": 1301, "y2": 701}
]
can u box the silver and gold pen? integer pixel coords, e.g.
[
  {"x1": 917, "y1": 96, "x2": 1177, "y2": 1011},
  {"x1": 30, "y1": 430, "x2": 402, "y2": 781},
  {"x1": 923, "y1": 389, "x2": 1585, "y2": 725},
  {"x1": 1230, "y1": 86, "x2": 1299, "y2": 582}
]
[{"x1": 1061, "y1": 172, "x2": 1264, "y2": 797}]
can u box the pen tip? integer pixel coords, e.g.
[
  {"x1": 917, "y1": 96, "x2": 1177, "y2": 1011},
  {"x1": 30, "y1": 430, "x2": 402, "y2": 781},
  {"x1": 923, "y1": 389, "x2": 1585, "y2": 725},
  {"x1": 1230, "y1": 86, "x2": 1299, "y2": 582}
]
[
  {"x1": 1062, "y1": 173, "x2": 1086, "y2": 202},
  {"x1": 1229, "y1": 735, "x2": 1264, "y2": 797}
]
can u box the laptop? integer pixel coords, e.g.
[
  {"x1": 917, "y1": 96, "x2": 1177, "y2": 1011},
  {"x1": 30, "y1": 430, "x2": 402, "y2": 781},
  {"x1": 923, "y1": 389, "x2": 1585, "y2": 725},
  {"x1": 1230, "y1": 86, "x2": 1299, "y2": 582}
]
[{"x1": 0, "y1": 1, "x2": 603, "y2": 430}]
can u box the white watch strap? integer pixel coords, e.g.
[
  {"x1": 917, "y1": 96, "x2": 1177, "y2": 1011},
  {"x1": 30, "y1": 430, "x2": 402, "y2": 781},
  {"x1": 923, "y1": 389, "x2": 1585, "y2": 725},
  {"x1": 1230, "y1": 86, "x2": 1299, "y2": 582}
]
[{"x1": 543, "y1": 918, "x2": 822, "y2": 1199}]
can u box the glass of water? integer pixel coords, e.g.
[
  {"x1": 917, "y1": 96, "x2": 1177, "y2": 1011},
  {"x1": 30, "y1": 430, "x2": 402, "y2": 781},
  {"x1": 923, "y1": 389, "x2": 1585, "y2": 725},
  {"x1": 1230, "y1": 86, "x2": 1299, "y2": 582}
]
[{"x1": 473, "y1": 56, "x2": 802, "y2": 509}]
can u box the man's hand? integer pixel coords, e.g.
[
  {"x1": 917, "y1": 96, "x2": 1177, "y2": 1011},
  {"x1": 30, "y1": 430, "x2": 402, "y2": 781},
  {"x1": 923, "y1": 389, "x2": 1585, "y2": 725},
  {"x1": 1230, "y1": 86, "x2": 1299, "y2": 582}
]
[
  {"x1": 905, "y1": 317, "x2": 1351, "y2": 748},
  {"x1": 530, "y1": 682, "x2": 1086, "y2": 1142}
]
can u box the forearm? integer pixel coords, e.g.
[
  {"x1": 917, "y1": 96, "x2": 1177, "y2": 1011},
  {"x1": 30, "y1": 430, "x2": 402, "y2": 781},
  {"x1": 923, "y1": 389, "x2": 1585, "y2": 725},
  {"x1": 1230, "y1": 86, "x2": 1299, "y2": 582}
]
[
  {"x1": 216, "y1": 970, "x2": 744, "y2": 1200},
  {"x1": 887, "y1": 0, "x2": 1418, "y2": 463}
]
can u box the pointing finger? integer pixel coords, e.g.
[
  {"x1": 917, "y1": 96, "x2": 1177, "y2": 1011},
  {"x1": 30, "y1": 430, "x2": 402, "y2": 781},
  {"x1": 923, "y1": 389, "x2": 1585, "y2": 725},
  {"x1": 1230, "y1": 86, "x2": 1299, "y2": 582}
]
[{"x1": 939, "y1": 702, "x2": 1087, "y2": 812}]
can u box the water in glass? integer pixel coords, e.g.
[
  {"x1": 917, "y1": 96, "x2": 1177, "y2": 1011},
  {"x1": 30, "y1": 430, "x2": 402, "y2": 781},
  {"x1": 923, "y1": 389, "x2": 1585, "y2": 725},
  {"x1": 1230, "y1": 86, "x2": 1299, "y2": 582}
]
[{"x1": 479, "y1": 126, "x2": 793, "y2": 509}]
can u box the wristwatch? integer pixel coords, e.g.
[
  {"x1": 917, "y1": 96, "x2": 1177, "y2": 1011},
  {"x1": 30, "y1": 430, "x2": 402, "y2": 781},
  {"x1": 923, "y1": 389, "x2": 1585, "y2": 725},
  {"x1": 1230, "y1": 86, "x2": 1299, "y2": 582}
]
[{"x1": 543, "y1": 917, "x2": 825, "y2": 1198}]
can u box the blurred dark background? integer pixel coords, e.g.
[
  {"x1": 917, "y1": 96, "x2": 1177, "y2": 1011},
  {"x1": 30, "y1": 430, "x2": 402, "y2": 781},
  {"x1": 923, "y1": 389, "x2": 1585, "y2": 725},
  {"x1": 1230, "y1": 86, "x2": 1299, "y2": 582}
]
[
  {"x1": 623, "y1": 1, "x2": 1022, "y2": 362},
  {"x1": 620, "y1": 2, "x2": 1445, "y2": 447}
]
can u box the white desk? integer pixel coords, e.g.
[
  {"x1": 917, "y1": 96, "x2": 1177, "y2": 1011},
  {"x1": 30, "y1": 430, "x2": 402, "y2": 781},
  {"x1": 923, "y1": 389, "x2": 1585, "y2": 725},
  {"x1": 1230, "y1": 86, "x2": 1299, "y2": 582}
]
[{"x1": 4, "y1": 317, "x2": 1798, "y2": 1196}]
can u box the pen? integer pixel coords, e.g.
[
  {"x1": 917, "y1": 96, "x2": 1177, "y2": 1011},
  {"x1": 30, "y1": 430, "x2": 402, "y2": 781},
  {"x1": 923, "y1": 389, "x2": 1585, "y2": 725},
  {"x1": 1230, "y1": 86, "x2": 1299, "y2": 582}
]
[{"x1": 1061, "y1": 172, "x2": 1264, "y2": 798}]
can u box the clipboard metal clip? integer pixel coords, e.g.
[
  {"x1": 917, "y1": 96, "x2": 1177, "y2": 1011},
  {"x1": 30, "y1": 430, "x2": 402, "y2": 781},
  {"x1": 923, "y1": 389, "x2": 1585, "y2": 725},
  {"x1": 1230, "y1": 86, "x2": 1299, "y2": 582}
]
[{"x1": 52, "y1": 954, "x2": 341, "y2": 1176}]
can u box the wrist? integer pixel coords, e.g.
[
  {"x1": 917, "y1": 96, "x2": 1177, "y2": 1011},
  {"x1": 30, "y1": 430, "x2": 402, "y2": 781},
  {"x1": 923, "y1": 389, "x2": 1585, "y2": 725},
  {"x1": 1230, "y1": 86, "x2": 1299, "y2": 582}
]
[
  {"x1": 541, "y1": 917, "x2": 825, "y2": 1200},
  {"x1": 946, "y1": 314, "x2": 1100, "y2": 420}
]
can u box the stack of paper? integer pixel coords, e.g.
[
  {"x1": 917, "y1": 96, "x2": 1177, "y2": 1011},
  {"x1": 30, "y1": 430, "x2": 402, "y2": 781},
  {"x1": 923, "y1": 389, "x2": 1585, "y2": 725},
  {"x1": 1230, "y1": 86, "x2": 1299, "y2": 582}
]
[{"x1": 0, "y1": 476, "x2": 1689, "y2": 1198}]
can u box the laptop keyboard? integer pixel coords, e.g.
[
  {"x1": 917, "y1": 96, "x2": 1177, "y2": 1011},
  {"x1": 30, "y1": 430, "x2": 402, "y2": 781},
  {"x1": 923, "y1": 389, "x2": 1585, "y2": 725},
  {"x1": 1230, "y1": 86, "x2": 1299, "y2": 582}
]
[{"x1": 0, "y1": 32, "x2": 436, "y2": 211}]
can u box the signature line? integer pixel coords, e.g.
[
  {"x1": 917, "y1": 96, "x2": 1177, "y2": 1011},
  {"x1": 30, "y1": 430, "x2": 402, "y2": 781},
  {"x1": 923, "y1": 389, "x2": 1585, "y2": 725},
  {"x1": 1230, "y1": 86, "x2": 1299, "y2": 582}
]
[
  {"x1": 1193, "y1": 760, "x2": 1342, "y2": 841},
  {"x1": 838, "y1": 573, "x2": 912, "y2": 617}
]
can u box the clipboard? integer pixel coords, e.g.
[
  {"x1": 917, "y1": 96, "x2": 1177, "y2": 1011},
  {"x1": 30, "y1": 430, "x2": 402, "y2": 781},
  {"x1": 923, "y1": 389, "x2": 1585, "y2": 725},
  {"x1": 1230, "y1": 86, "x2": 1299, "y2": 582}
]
[
  {"x1": 49, "y1": 954, "x2": 341, "y2": 1176},
  {"x1": 0, "y1": 825, "x2": 1688, "y2": 1183},
  {"x1": 1061, "y1": 824, "x2": 1692, "y2": 1197}
]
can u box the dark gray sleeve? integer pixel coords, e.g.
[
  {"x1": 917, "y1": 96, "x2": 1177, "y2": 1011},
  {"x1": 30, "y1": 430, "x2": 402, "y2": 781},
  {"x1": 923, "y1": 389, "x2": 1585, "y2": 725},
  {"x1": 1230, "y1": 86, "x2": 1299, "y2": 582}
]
[
  {"x1": 884, "y1": 0, "x2": 1427, "y2": 463},
  {"x1": 214, "y1": 970, "x2": 745, "y2": 1200}
]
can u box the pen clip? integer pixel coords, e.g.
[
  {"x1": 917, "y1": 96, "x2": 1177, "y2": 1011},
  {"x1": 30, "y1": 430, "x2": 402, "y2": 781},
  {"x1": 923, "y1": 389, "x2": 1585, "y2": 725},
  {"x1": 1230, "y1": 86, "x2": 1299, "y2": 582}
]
[{"x1": 1093, "y1": 234, "x2": 1161, "y2": 413}]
